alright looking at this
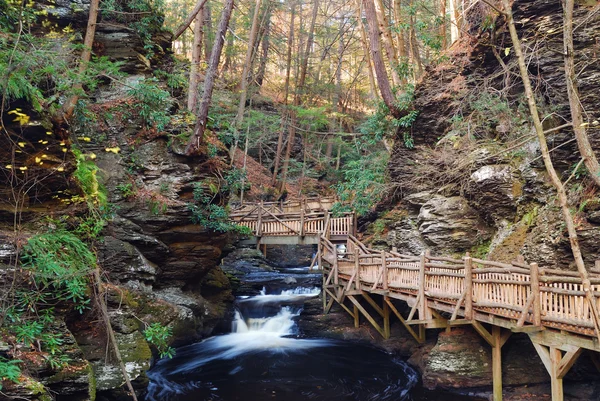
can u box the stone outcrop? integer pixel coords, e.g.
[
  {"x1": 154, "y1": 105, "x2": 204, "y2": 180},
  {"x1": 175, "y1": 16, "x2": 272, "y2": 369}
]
[{"x1": 418, "y1": 195, "x2": 492, "y2": 252}]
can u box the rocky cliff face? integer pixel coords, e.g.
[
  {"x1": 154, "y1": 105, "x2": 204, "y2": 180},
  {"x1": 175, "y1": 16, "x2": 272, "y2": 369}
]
[
  {"x1": 0, "y1": 2, "x2": 233, "y2": 399},
  {"x1": 373, "y1": 0, "x2": 600, "y2": 396},
  {"x1": 381, "y1": 0, "x2": 600, "y2": 269}
]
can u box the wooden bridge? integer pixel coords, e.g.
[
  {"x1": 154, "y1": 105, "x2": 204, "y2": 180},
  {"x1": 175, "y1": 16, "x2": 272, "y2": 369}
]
[
  {"x1": 230, "y1": 201, "x2": 600, "y2": 401},
  {"x1": 230, "y1": 197, "x2": 355, "y2": 246}
]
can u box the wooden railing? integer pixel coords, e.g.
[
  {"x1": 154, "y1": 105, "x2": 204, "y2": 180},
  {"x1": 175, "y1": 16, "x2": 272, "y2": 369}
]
[
  {"x1": 231, "y1": 197, "x2": 337, "y2": 215},
  {"x1": 231, "y1": 203, "x2": 355, "y2": 239},
  {"x1": 322, "y1": 235, "x2": 600, "y2": 340}
]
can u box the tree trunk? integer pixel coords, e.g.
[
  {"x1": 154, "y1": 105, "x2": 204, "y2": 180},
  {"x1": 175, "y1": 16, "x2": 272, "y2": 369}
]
[
  {"x1": 298, "y1": 0, "x2": 320, "y2": 98},
  {"x1": 231, "y1": 0, "x2": 263, "y2": 161},
  {"x1": 271, "y1": 2, "x2": 296, "y2": 186},
  {"x1": 173, "y1": 0, "x2": 209, "y2": 40},
  {"x1": 255, "y1": 5, "x2": 272, "y2": 88},
  {"x1": 393, "y1": 0, "x2": 408, "y2": 59},
  {"x1": 58, "y1": 0, "x2": 100, "y2": 126},
  {"x1": 409, "y1": 0, "x2": 423, "y2": 77},
  {"x1": 440, "y1": 0, "x2": 447, "y2": 50},
  {"x1": 222, "y1": 18, "x2": 235, "y2": 73},
  {"x1": 203, "y1": 4, "x2": 213, "y2": 61},
  {"x1": 449, "y1": 0, "x2": 460, "y2": 43},
  {"x1": 562, "y1": 0, "x2": 600, "y2": 187},
  {"x1": 362, "y1": 0, "x2": 401, "y2": 118},
  {"x1": 355, "y1": 0, "x2": 378, "y2": 100},
  {"x1": 187, "y1": 9, "x2": 204, "y2": 112},
  {"x1": 374, "y1": 0, "x2": 401, "y2": 86},
  {"x1": 501, "y1": 0, "x2": 600, "y2": 340},
  {"x1": 184, "y1": 0, "x2": 235, "y2": 155}
]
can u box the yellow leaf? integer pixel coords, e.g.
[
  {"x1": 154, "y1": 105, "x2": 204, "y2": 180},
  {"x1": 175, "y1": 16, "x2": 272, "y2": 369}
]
[
  {"x1": 580, "y1": 122, "x2": 590, "y2": 127},
  {"x1": 89, "y1": 153, "x2": 97, "y2": 160},
  {"x1": 41, "y1": 154, "x2": 48, "y2": 159},
  {"x1": 57, "y1": 167, "x2": 64, "y2": 172},
  {"x1": 83, "y1": 137, "x2": 91, "y2": 142},
  {"x1": 18, "y1": 142, "x2": 26, "y2": 147},
  {"x1": 59, "y1": 142, "x2": 65, "y2": 146},
  {"x1": 105, "y1": 147, "x2": 121, "y2": 154},
  {"x1": 19, "y1": 166, "x2": 27, "y2": 171},
  {"x1": 42, "y1": 140, "x2": 48, "y2": 145},
  {"x1": 5, "y1": 165, "x2": 12, "y2": 169},
  {"x1": 62, "y1": 148, "x2": 67, "y2": 153},
  {"x1": 504, "y1": 47, "x2": 510, "y2": 56},
  {"x1": 35, "y1": 157, "x2": 41, "y2": 163},
  {"x1": 46, "y1": 131, "x2": 53, "y2": 135}
]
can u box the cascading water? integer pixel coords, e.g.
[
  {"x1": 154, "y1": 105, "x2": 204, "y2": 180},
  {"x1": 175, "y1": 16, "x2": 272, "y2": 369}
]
[{"x1": 146, "y1": 284, "x2": 420, "y2": 401}]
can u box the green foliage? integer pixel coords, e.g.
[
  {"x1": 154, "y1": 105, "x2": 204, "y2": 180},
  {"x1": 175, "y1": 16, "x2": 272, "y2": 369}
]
[
  {"x1": 189, "y1": 182, "x2": 252, "y2": 235},
  {"x1": 470, "y1": 239, "x2": 491, "y2": 259},
  {"x1": 117, "y1": 183, "x2": 136, "y2": 198},
  {"x1": 73, "y1": 149, "x2": 107, "y2": 208},
  {"x1": 21, "y1": 232, "x2": 94, "y2": 312},
  {"x1": 101, "y1": 0, "x2": 166, "y2": 58},
  {"x1": 0, "y1": 358, "x2": 22, "y2": 389},
  {"x1": 334, "y1": 152, "x2": 389, "y2": 216},
  {"x1": 143, "y1": 323, "x2": 175, "y2": 359},
  {"x1": 127, "y1": 78, "x2": 172, "y2": 131}
]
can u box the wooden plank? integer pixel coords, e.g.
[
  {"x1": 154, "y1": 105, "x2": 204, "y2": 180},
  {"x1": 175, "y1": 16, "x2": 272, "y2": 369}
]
[
  {"x1": 361, "y1": 291, "x2": 384, "y2": 317},
  {"x1": 557, "y1": 347, "x2": 582, "y2": 379},
  {"x1": 472, "y1": 321, "x2": 495, "y2": 347},
  {"x1": 347, "y1": 295, "x2": 385, "y2": 337},
  {"x1": 384, "y1": 297, "x2": 425, "y2": 343},
  {"x1": 405, "y1": 319, "x2": 448, "y2": 328}
]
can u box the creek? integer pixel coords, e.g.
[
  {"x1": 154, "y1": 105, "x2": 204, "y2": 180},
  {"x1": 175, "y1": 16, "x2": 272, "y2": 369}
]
[{"x1": 145, "y1": 266, "x2": 478, "y2": 401}]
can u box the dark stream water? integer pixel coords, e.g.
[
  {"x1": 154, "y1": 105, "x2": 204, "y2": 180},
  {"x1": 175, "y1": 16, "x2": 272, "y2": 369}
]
[{"x1": 145, "y1": 267, "x2": 480, "y2": 401}]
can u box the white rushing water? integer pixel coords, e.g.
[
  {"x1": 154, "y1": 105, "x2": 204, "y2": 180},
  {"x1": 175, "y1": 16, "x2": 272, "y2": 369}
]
[{"x1": 147, "y1": 285, "x2": 420, "y2": 401}]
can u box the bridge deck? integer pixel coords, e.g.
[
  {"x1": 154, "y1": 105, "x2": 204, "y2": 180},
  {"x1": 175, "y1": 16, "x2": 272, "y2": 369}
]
[{"x1": 319, "y1": 235, "x2": 600, "y2": 401}]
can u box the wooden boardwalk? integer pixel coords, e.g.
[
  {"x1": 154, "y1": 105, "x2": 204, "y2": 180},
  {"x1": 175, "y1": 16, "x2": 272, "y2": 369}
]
[
  {"x1": 231, "y1": 201, "x2": 600, "y2": 401},
  {"x1": 230, "y1": 198, "x2": 355, "y2": 245}
]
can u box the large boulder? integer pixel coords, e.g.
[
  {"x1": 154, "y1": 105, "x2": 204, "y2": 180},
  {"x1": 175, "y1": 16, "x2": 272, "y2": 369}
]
[
  {"x1": 467, "y1": 164, "x2": 522, "y2": 223},
  {"x1": 418, "y1": 196, "x2": 492, "y2": 253}
]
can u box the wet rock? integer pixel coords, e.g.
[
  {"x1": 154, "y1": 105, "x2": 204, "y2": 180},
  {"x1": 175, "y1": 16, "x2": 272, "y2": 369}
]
[
  {"x1": 467, "y1": 164, "x2": 522, "y2": 223},
  {"x1": 418, "y1": 196, "x2": 492, "y2": 253},
  {"x1": 421, "y1": 328, "x2": 492, "y2": 389},
  {"x1": 266, "y1": 244, "x2": 315, "y2": 268},
  {"x1": 386, "y1": 218, "x2": 427, "y2": 255}
]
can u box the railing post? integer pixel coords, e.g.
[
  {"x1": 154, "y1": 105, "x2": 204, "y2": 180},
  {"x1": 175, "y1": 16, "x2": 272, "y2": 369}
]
[
  {"x1": 300, "y1": 207, "x2": 305, "y2": 237},
  {"x1": 418, "y1": 250, "x2": 431, "y2": 320},
  {"x1": 355, "y1": 250, "x2": 360, "y2": 290},
  {"x1": 333, "y1": 244, "x2": 339, "y2": 287},
  {"x1": 257, "y1": 200, "x2": 263, "y2": 237},
  {"x1": 530, "y1": 262, "x2": 541, "y2": 326},
  {"x1": 464, "y1": 256, "x2": 473, "y2": 320},
  {"x1": 382, "y1": 250, "x2": 388, "y2": 291}
]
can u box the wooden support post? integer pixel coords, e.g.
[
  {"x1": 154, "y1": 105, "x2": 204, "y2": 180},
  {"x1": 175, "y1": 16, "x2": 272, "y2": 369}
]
[
  {"x1": 352, "y1": 212, "x2": 357, "y2": 236},
  {"x1": 530, "y1": 340, "x2": 582, "y2": 401},
  {"x1": 385, "y1": 297, "x2": 424, "y2": 343},
  {"x1": 530, "y1": 262, "x2": 542, "y2": 326},
  {"x1": 261, "y1": 243, "x2": 267, "y2": 257},
  {"x1": 383, "y1": 298, "x2": 390, "y2": 339},
  {"x1": 353, "y1": 303, "x2": 360, "y2": 328},
  {"x1": 464, "y1": 256, "x2": 473, "y2": 320},
  {"x1": 492, "y1": 326, "x2": 503, "y2": 401}
]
